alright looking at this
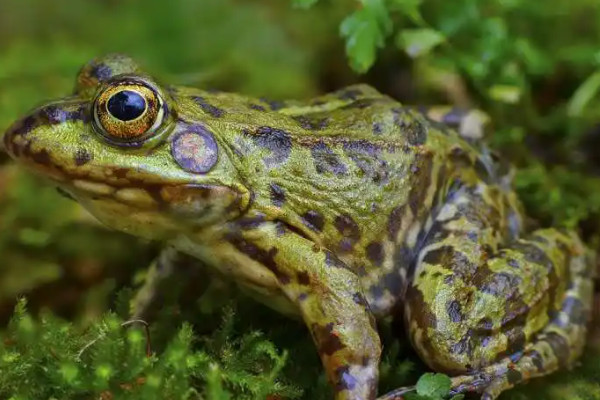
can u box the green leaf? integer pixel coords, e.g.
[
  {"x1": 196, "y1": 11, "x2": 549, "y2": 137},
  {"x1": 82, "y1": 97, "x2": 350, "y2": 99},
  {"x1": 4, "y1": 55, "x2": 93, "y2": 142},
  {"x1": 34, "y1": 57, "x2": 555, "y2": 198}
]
[
  {"x1": 291, "y1": 0, "x2": 319, "y2": 9},
  {"x1": 415, "y1": 373, "x2": 451, "y2": 400},
  {"x1": 567, "y1": 69, "x2": 600, "y2": 117},
  {"x1": 388, "y1": 0, "x2": 425, "y2": 24},
  {"x1": 340, "y1": 0, "x2": 392, "y2": 73},
  {"x1": 397, "y1": 28, "x2": 445, "y2": 58}
]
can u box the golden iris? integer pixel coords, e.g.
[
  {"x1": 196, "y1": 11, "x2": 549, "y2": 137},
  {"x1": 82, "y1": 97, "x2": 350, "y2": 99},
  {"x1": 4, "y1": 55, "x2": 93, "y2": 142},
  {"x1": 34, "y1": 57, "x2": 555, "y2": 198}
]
[{"x1": 93, "y1": 81, "x2": 165, "y2": 143}]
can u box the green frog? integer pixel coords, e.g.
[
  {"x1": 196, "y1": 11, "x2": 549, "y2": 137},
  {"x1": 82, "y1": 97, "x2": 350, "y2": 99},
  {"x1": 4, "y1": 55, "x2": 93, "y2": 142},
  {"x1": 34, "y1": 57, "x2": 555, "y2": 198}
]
[{"x1": 2, "y1": 54, "x2": 594, "y2": 400}]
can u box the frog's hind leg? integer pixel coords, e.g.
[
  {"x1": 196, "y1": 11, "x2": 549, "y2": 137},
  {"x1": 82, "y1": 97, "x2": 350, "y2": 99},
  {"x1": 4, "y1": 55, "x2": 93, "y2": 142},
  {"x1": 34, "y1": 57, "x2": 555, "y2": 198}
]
[
  {"x1": 379, "y1": 238, "x2": 593, "y2": 400},
  {"x1": 450, "y1": 239, "x2": 593, "y2": 400},
  {"x1": 380, "y1": 183, "x2": 594, "y2": 400}
]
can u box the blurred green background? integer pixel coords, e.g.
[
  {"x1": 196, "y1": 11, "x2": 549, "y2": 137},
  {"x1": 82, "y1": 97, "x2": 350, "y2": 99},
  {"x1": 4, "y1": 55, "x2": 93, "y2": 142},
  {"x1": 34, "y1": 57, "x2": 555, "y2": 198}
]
[{"x1": 1, "y1": 0, "x2": 600, "y2": 399}]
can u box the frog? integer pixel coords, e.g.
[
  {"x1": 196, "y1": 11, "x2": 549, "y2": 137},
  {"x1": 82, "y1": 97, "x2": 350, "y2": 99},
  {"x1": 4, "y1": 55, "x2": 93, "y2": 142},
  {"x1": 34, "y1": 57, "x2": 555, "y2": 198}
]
[{"x1": 2, "y1": 54, "x2": 594, "y2": 400}]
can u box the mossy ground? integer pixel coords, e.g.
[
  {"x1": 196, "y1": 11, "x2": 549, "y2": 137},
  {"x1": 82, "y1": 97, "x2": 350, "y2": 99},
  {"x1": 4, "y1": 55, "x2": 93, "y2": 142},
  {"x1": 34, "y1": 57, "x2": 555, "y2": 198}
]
[{"x1": 1, "y1": 1, "x2": 599, "y2": 399}]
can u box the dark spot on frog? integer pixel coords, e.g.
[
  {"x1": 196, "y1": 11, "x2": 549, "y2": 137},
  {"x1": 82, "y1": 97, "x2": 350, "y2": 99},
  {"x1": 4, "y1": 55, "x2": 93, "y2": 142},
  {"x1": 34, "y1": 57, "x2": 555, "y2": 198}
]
[
  {"x1": 545, "y1": 332, "x2": 570, "y2": 368},
  {"x1": 74, "y1": 148, "x2": 92, "y2": 166},
  {"x1": 451, "y1": 331, "x2": 474, "y2": 357},
  {"x1": 244, "y1": 126, "x2": 292, "y2": 167},
  {"x1": 339, "y1": 238, "x2": 354, "y2": 253},
  {"x1": 405, "y1": 284, "x2": 438, "y2": 331},
  {"x1": 334, "y1": 366, "x2": 358, "y2": 392},
  {"x1": 407, "y1": 153, "x2": 433, "y2": 215},
  {"x1": 249, "y1": 103, "x2": 266, "y2": 111},
  {"x1": 449, "y1": 146, "x2": 473, "y2": 169},
  {"x1": 420, "y1": 245, "x2": 451, "y2": 266},
  {"x1": 334, "y1": 214, "x2": 360, "y2": 252},
  {"x1": 514, "y1": 242, "x2": 555, "y2": 271},
  {"x1": 235, "y1": 214, "x2": 266, "y2": 230},
  {"x1": 440, "y1": 108, "x2": 467, "y2": 126},
  {"x1": 42, "y1": 105, "x2": 86, "y2": 125},
  {"x1": 500, "y1": 326, "x2": 527, "y2": 359},
  {"x1": 341, "y1": 98, "x2": 376, "y2": 110},
  {"x1": 312, "y1": 322, "x2": 345, "y2": 356},
  {"x1": 311, "y1": 141, "x2": 347, "y2": 176},
  {"x1": 387, "y1": 205, "x2": 406, "y2": 241},
  {"x1": 352, "y1": 292, "x2": 368, "y2": 307},
  {"x1": 298, "y1": 293, "x2": 308, "y2": 301},
  {"x1": 481, "y1": 272, "x2": 521, "y2": 297},
  {"x1": 369, "y1": 284, "x2": 384, "y2": 301},
  {"x1": 383, "y1": 272, "x2": 403, "y2": 297},
  {"x1": 91, "y1": 63, "x2": 112, "y2": 80},
  {"x1": 269, "y1": 183, "x2": 286, "y2": 207},
  {"x1": 225, "y1": 232, "x2": 290, "y2": 284},
  {"x1": 478, "y1": 317, "x2": 494, "y2": 330},
  {"x1": 259, "y1": 97, "x2": 285, "y2": 111},
  {"x1": 297, "y1": 271, "x2": 311, "y2": 285},
  {"x1": 171, "y1": 126, "x2": 219, "y2": 174},
  {"x1": 366, "y1": 242, "x2": 384, "y2": 267},
  {"x1": 393, "y1": 108, "x2": 427, "y2": 146},
  {"x1": 302, "y1": 210, "x2": 324, "y2": 232},
  {"x1": 292, "y1": 115, "x2": 329, "y2": 130},
  {"x1": 337, "y1": 88, "x2": 363, "y2": 101},
  {"x1": 343, "y1": 140, "x2": 387, "y2": 182},
  {"x1": 372, "y1": 122, "x2": 382, "y2": 135},
  {"x1": 27, "y1": 147, "x2": 52, "y2": 166},
  {"x1": 191, "y1": 96, "x2": 224, "y2": 118},
  {"x1": 447, "y1": 300, "x2": 463, "y2": 323},
  {"x1": 528, "y1": 350, "x2": 545, "y2": 371}
]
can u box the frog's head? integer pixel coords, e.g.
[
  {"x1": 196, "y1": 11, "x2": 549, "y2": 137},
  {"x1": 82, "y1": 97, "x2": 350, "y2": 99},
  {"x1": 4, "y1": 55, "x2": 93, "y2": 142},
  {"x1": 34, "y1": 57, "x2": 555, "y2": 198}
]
[{"x1": 3, "y1": 54, "x2": 251, "y2": 240}]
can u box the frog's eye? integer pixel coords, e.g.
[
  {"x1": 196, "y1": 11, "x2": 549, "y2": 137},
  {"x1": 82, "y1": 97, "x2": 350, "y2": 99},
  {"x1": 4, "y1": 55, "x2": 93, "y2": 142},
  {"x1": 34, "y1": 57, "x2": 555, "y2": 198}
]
[{"x1": 92, "y1": 80, "x2": 166, "y2": 145}]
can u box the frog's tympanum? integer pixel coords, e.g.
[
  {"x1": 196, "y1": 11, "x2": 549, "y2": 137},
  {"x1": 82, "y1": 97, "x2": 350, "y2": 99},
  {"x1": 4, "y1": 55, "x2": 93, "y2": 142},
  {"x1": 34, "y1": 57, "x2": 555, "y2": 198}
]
[{"x1": 3, "y1": 55, "x2": 594, "y2": 400}]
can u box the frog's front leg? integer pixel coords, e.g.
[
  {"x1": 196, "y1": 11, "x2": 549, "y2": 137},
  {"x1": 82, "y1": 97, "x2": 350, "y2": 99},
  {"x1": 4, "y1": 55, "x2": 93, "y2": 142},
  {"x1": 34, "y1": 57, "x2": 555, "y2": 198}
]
[
  {"x1": 384, "y1": 184, "x2": 594, "y2": 400},
  {"x1": 225, "y1": 221, "x2": 381, "y2": 400},
  {"x1": 131, "y1": 246, "x2": 209, "y2": 320}
]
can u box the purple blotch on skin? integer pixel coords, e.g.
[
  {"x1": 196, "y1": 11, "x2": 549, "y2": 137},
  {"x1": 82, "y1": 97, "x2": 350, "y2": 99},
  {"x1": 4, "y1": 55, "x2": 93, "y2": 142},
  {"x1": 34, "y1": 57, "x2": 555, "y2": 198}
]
[{"x1": 171, "y1": 125, "x2": 218, "y2": 174}]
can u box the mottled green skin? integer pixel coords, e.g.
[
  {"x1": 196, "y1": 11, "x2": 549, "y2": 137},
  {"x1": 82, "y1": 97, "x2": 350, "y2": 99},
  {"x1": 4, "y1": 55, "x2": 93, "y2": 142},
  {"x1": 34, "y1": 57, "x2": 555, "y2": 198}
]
[{"x1": 3, "y1": 55, "x2": 595, "y2": 400}]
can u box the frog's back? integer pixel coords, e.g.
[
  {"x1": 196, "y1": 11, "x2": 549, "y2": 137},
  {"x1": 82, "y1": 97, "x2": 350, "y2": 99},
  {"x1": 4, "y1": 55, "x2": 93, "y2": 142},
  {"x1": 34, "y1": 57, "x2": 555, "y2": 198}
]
[{"x1": 178, "y1": 84, "x2": 489, "y2": 314}]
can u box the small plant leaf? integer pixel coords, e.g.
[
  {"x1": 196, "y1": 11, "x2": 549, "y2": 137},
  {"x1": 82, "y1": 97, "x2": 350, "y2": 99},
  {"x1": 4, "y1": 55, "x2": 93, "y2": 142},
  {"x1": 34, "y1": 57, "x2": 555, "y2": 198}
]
[
  {"x1": 415, "y1": 373, "x2": 451, "y2": 400},
  {"x1": 340, "y1": 0, "x2": 392, "y2": 73},
  {"x1": 568, "y1": 69, "x2": 600, "y2": 117},
  {"x1": 397, "y1": 28, "x2": 445, "y2": 58}
]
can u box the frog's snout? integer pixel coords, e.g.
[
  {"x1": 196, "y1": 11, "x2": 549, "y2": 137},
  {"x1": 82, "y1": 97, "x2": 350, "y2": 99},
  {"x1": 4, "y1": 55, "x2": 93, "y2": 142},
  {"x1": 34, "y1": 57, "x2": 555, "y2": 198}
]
[
  {"x1": 3, "y1": 113, "x2": 39, "y2": 162},
  {"x1": 3, "y1": 102, "x2": 89, "y2": 168}
]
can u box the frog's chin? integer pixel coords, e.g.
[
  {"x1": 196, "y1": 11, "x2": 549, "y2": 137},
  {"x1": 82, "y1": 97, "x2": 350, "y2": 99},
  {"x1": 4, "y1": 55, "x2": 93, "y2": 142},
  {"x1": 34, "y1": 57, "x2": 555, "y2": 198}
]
[
  {"x1": 56, "y1": 180, "x2": 250, "y2": 239},
  {"x1": 75, "y1": 195, "x2": 181, "y2": 241}
]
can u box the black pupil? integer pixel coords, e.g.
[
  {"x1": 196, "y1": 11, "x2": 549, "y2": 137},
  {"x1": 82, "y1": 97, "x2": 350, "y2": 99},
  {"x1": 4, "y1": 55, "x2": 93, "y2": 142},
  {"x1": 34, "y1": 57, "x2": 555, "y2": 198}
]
[{"x1": 107, "y1": 90, "x2": 146, "y2": 121}]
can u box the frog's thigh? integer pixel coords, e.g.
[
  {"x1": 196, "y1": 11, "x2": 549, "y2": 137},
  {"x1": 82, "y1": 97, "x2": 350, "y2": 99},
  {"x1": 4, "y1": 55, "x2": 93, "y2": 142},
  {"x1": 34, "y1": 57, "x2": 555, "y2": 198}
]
[
  {"x1": 404, "y1": 187, "x2": 594, "y2": 398},
  {"x1": 131, "y1": 246, "x2": 209, "y2": 320},
  {"x1": 227, "y1": 223, "x2": 381, "y2": 400}
]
